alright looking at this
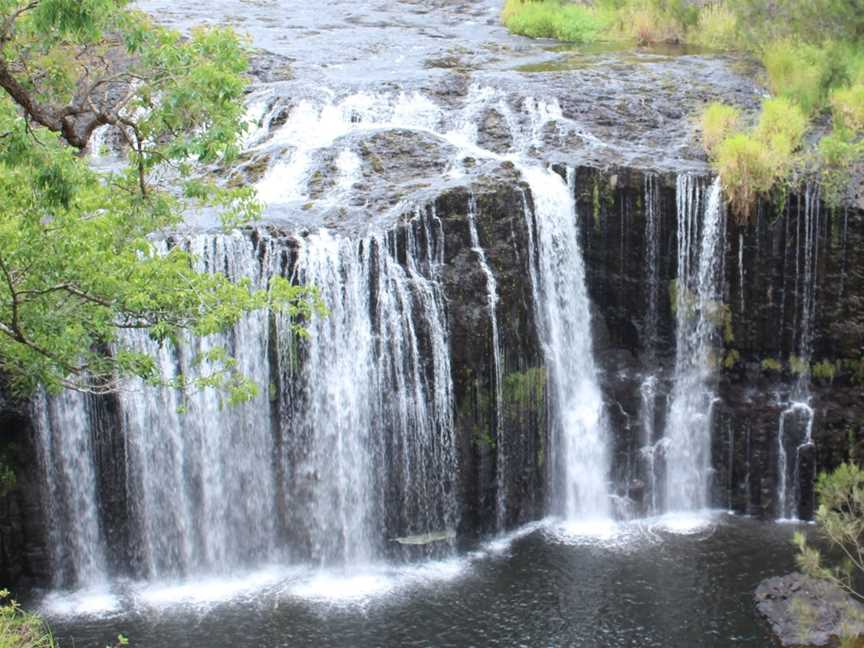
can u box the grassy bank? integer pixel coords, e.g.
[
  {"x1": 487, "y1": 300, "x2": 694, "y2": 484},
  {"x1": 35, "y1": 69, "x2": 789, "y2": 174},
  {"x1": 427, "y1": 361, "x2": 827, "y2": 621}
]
[
  {"x1": 502, "y1": 0, "x2": 864, "y2": 217},
  {"x1": 501, "y1": 0, "x2": 735, "y2": 47},
  {"x1": 0, "y1": 591, "x2": 54, "y2": 648}
]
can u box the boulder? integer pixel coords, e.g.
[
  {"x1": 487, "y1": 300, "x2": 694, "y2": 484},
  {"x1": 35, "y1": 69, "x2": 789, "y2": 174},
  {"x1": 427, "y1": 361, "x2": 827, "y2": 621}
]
[{"x1": 755, "y1": 573, "x2": 864, "y2": 647}]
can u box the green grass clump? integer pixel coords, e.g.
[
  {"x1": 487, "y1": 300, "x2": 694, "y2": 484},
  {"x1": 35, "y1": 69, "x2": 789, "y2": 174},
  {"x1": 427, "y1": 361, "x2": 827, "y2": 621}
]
[
  {"x1": 830, "y1": 84, "x2": 864, "y2": 132},
  {"x1": 714, "y1": 133, "x2": 778, "y2": 221},
  {"x1": 754, "y1": 97, "x2": 809, "y2": 154},
  {"x1": 0, "y1": 591, "x2": 55, "y2": 648},
  {"x1": 692, "y1": 2, "x2": 739, "y2": 49},
  {"x1": 708, "y1": 97, "x2": 806, "y2": 221},
  {"x1": 761, "y1": 358, "x2": 783, "y2": 372},
  {"x1": 812, "y1": 360, "x2": 837, "y2": 381},
  {"x1": 763, "y1": 40, "x2": 832, "y2": 115},
  {"x1": 600, "y1": 0, "x2": 698, "y2": 45},
  {"x1": 502, "y1": 0, "x2": 612, "y2": 43},
  {"x1": 699, "y1": 102, "x2": 741, "y2": 153}
]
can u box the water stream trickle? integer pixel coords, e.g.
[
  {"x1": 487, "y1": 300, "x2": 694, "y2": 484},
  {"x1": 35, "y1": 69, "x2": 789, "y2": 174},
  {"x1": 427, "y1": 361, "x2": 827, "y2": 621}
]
[
  {"x1": 466, "y1": 195, "x2": 506, "y2": 531},
  {"x1": 775, "y1": 184, "x2": 821, "y2": 520},
  {"x1": 640, "y1": 174, "x2": 663, "y2": 514},
  {"x1": 663, "y1": 176, "x2": 725, "y2": 512}
]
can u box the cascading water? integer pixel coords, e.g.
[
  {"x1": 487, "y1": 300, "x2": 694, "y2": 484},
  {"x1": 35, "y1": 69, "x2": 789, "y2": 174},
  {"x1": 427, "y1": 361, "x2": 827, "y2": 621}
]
[
  {"x1": 776, "y1": 402, "x2": 814, "y2": 520},
  {"x1": 466, "y1": 195, "x2": 506, "y2": 530},
  {"x1": 32, "y1": 210, "x2": 457, "y2": 587},
  {"x1": 663, "y1": 175, "x2": 725, "y2": 513},
  {"x1": 522, "y1": 166, "x2": 610, "y2": 522},
  {"x1": 284, "y1": 211, "x2": 457, "y2": 563},
  {"x1": 119, "y1": 233, "x2": 278, "y2": 578},
  {"x1": 33, "y1": 389, "x2": 107, "y2": 587},
  {"x1": 776, "y1": 184, "x2": 820, "y2": 520},
  {"x1": 640, "y1": 174, "x2": 663, "y2": 515}
]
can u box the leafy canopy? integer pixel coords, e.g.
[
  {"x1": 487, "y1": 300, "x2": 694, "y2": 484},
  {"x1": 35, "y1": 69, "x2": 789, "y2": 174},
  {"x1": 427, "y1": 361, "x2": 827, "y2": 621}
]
[{"x1": 0, "y1": 0, "x2": 316, "y2": 399}]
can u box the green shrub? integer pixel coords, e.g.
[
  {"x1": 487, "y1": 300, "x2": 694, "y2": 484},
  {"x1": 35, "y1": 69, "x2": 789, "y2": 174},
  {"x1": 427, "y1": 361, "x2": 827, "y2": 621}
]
[
  {"x1": 714, "y1": 133, "x2": 781, "y2": 221},
  {"x1": 831, "y1": 84, "x2": 864, "y2": 132},
  {"x1": 0, "y1": 591, "x2": 54, "y2": 648},
  {"x1": 812, "y1": 360, "x2": 837, "y2": 381},
  {"x1": 700, "y1": 102, "x2": 741, "y2": 152},
  {"x1": 693, "y1": 2, "x2": 739, "y2": 49},
  {"x1": 502, "y1": 0, "x2": 611, "y2": 43},
  {"x1": 763, "y1": 40, "x2": 832, "y2": 115},
  {"x1": 709, "y1": 98, "x2": 805, "y2": 221},
  {"x1": 609, "y1": 0, "x2": 697, "y2": 44},
  {"x1": 795, "y1": 463, "x2": 864, "y2": 602},
  {"x1": 754, "y1": 97, "x2": 809, "y2": 155},
  {"x1": 789, "y1": 354, "x2": 811, "y2": 375},
  {"x1": 761, "y1": 358, "x2": 783, "y2": 371},
  {"x1": 818, "y1": 128, "x2": 864, "y2": 205}
]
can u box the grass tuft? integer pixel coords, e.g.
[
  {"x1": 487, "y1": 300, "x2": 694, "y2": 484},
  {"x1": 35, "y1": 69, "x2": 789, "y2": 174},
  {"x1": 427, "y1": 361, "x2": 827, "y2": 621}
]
[
  {"x1": 699, "y1": 102, "x2": 741, "y2": 153},
  {"x1": 763, "y1": 40, "x2": 832, "y2": 115},
  {"x1": 502, "y1": 0, "x2": 612, "y2": 43},
  {"x1": 710, "y1": 98, "x2": 806, "y2": 222},
  {"x1": 692, "y1": 2, "x2": 738, "y2": 50},
  {"x1": 0, "y1": 590, "x2": 55, "y2": 648},
  {"x1": 830, "y1": 84, "x2": 864, "y2": 132}
]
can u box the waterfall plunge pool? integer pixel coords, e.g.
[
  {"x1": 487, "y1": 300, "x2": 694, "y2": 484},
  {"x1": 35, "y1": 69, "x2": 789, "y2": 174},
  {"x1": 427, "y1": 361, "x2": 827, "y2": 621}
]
[{"x1": 40, "y1": 513, "x2": 804, "y2": 647}]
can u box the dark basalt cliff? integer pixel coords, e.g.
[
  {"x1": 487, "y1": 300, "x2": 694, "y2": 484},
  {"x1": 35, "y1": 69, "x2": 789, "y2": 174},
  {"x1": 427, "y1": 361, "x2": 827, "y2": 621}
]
[
  {"x1": 2, "y1": 161, "x2": 862, "y2": 588},
  {"x1": 0, "y1": 391, "x2": 49, "y2": 589}
]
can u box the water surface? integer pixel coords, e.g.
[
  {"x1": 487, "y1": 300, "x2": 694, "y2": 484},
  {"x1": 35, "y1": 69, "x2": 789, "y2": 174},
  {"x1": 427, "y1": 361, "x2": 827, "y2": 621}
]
[{"x1": 44, "y1": 515, "x2": 798, "y2": 647}]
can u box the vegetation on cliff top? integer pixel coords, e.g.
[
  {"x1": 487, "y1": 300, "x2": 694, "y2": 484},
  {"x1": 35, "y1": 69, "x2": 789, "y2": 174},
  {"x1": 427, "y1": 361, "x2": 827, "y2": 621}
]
[
  {"x1": 0, "y1": 0, "x2": 316, "y2": 401},
  {"x1": 502, "y1": 0, "x2": 864, "y2": 219}
]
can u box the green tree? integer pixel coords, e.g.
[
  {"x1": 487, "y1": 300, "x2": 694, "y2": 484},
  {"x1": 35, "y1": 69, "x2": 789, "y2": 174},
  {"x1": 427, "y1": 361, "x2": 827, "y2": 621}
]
[
  {"x1": 0, "y1": 0, "x2": 314, "y2": 399},
  {"x1": 795, "y1": 463, "x2": 864, "y2": 601}
]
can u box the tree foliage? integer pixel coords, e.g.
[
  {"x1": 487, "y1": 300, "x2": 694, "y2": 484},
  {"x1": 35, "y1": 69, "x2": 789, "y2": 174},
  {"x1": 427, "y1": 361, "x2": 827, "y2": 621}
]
[
  {"x1": 795, "y1": 463, "x2": 864, "y2": 601},
  {"x1": 0, "y1": 0, "x2": 315, "y2": 398}
]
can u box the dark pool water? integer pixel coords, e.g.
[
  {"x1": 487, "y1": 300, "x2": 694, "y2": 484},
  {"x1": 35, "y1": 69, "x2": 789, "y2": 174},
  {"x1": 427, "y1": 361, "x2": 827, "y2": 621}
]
[{"x1": 43, "y1": 514, "x2": 804, "y2": 648}]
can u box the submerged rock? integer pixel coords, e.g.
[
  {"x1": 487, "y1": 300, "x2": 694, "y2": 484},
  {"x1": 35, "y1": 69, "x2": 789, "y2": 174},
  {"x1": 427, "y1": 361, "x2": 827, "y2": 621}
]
[{"x1": 755, "y1": 573, "x2": 864, "y2": 647}]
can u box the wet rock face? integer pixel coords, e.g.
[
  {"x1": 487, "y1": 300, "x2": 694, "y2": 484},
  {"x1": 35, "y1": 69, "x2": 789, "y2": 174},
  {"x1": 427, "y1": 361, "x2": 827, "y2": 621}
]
[
  {"x1": 435, "y1": 173, "x2": 547, "y2": 534},
  {"x1": 755, "y1": 573, "x2": 864, "y2": 647},
  {"x1": 0, "y1": 393, "x2": 50, "y2": 588},
  {"x1": 573, "y1": 165, "x2": 864, "y2": 519}
]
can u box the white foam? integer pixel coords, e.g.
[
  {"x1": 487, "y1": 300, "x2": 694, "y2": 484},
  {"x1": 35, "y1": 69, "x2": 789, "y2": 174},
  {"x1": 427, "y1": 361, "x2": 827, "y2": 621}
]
[
  {"x1": 39, "y1": 586, "x2": 120, "y2": 618},
  {"x1": 649, "y1": 510, "x2": 716, "y2": 535},
  {"x1": 135, "y1": 566, "x2": 291, "y2": 608},
  {"x1": 285, "y1": 558, "x2": 470, "y2": 605},
  {"x1": 38, "y1": 557, "x2": 473, "y2": 619}
]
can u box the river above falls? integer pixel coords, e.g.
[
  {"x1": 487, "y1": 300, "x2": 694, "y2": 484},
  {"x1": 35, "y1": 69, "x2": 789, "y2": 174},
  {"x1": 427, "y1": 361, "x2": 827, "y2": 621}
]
[{"x1": 40, "y1": 514, "x2": 803, "y2": 647}]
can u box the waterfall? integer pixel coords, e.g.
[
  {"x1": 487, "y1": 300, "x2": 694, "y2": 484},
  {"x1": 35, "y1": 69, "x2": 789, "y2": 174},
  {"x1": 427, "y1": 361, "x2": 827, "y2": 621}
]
[
  {"x1": 285, "y1": 211, "x2": 457, "y2": 564},
  {"x1": 776, "y1": 402, "x2": 814, "y2": 520},
  {"x1": 522, "y1": 166, "x2": 610, "y2": 521},
  {"x1": 118, "y1": 233, "x2": 278, "y2": 578},
  {"x1": 33, "y1": 212, "x2": 457, "y2": 586},
  {"x1": 663, "y1": 176, "x2": 725, "y2": 512},
  {"x1": 640, "y1": 174, "x2": 663, "y2": 515},
  {"x1": 639, "y1": 377, "x2": 659, "y2": 514},
  {"x1": 34, "y1": 389, "x2": 107, "y2": 587},
  {"x1": 466, "y1": 195, "x2": 506, "y2": 530},
  {"x1": 775, "y1": 183, "x2": 820, "y2": 520}
]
